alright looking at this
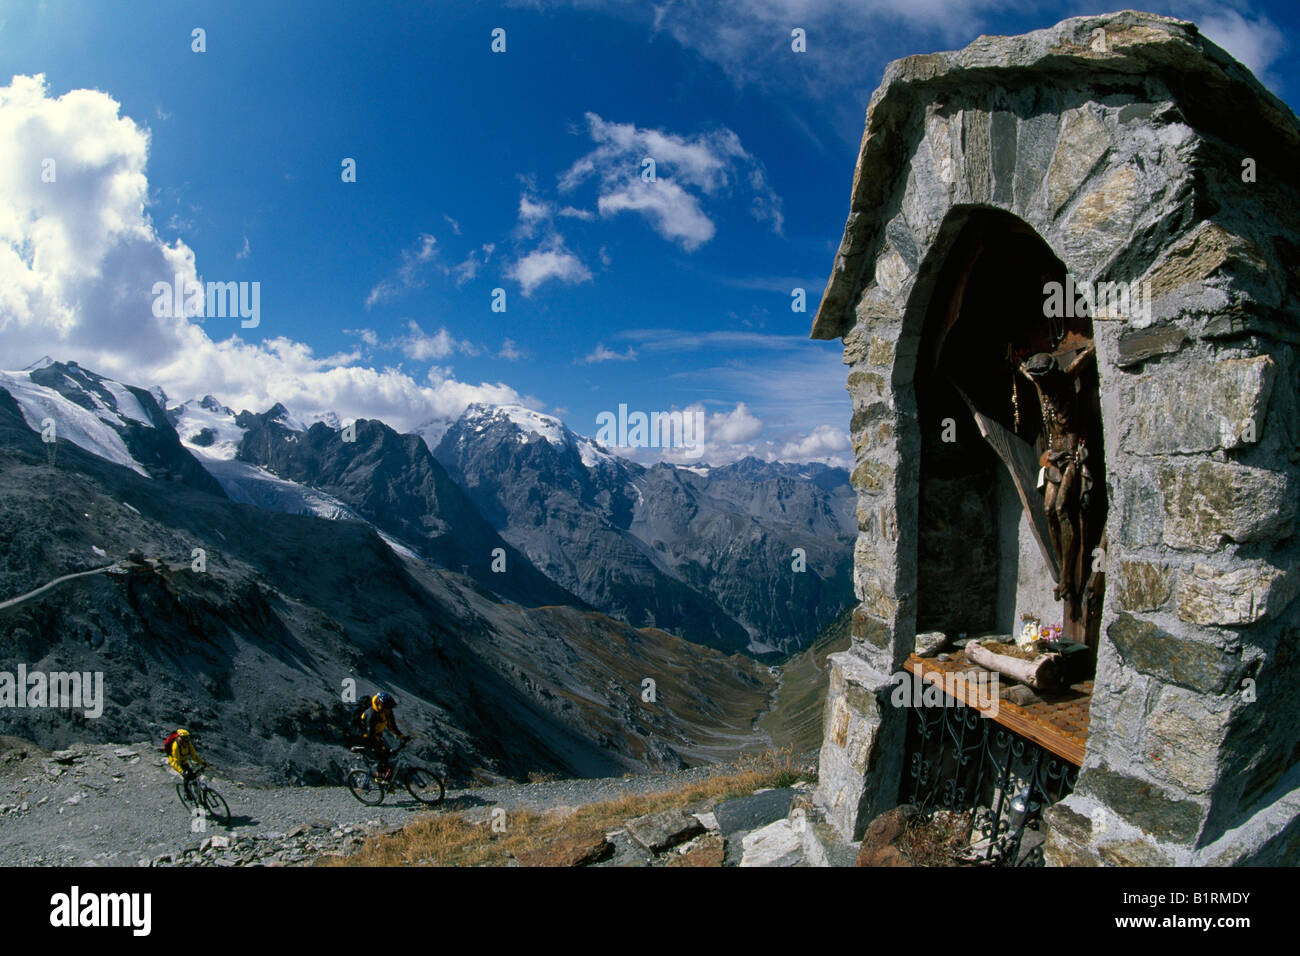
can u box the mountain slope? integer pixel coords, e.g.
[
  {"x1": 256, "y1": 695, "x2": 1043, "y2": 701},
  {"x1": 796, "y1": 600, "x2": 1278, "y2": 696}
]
[
  {"x1": 173, "y1": 400, "x2": 584, "y2": 609},
  {"x1": 435, "y1": 404, "x2": 855, "y2": 654},
  {"x1": 0, "y1": 386, "x2": 773, "y2": 783},
  {"x1": 631, "y1": 459, "x2": 856, "y2": 654},
  {"x1": 5, "y1": 363, "x2": 854, "y2": 656},
  {"x1": 759, "y1": 606, "x2": 853, "y2": 753},
  {"x1": 436, "y1": 404, "x2": 751, "y2": 652}
]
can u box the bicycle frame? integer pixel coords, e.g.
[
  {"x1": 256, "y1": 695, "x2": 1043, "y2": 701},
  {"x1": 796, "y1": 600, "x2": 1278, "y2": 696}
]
[
  {"x1": 352, "y1": 743, "x2": 405, "y2": 775},
  {"x1": 346, "y1": 741, "x2": 443, "y2": 807}
]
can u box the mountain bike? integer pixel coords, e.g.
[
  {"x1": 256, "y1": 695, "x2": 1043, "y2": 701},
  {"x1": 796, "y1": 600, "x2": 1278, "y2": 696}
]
[
  {"x1": 176, "y1": 769, "x2": 231, "y2": 826},
  {"x1": 346, "y1": 742, "x2": 445, "y2": 806}
]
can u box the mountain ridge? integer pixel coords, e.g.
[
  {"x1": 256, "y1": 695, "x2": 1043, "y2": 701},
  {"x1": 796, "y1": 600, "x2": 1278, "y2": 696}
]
[
  {"x1": 0, "y1": 384, "x2": 775, "y2": 783},
  {"x1": 4, "y1": 359, "x2": 854, "y2": 656},
  {"x1": 435, "y1": 402, "x2": 855, "y2": 655}
]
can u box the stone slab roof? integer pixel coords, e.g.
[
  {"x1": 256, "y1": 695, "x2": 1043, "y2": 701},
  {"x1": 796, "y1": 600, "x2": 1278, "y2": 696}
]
[{"x1": 811, "y1": 10, "x2": 1300, "y2": 341}]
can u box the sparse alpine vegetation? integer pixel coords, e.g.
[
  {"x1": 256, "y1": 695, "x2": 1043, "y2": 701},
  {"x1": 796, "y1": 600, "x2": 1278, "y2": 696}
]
[{"x1": 325, "y1": 749, "x2": 809, "y2": 867}]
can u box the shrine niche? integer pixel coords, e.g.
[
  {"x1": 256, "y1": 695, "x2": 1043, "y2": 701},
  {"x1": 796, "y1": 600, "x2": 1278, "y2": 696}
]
[
  {"x1": 915, "y1": 209, "x2": 1106, "y2": 663},
  {"x1": 810, "y1": 11, "x2": 1300, "y2": 867}
]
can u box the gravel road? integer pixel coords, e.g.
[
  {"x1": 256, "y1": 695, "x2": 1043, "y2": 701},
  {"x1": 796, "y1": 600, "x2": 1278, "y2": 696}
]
[{"x1": 0, "y1": 738, "x2": 805, "y2": 866}]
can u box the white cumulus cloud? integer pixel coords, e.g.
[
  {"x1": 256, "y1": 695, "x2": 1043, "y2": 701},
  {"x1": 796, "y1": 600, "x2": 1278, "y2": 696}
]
[
  {"x1": 506, "y1": 238, "x2": 593, "y2": 296},
  {"x1": 399, "y1": 322, "x2": 478, "y2": 361},
  {"x1": 559, "y1": 112, "x2": 783, "y2": 248},
  {"x1": 780, "y1": 423, "x2": 851, "y2": 462},
  {"x1": 707, "y1": 402, "x2": 764, "y2": 443}
]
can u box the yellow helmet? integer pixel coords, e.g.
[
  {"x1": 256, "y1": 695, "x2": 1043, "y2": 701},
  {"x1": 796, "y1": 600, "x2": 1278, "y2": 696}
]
[{"x1": 176, "y1": 728, "x2": 190, "y2": 737}]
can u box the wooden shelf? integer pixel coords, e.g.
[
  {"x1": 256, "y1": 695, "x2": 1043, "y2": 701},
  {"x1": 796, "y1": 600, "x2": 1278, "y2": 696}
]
[{"x1": 904, "y1": 651, "x2": 1091, "y2": 766}]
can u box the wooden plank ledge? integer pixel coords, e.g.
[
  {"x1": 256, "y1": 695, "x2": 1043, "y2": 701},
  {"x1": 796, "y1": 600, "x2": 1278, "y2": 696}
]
[{"x1": 904, "y1": 651, "x2": 1090, "y2": 766}]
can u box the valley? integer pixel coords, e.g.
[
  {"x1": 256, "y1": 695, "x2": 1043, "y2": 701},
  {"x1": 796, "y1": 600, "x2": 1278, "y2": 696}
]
[{"x1": 0, "y1": 360, "x2": 850, "y2": 789}]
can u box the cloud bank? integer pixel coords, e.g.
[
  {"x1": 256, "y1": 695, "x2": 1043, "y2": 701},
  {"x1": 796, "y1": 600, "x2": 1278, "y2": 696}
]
[{"x1": 0, "y1": 75, "x2": 526, "y2": 433}]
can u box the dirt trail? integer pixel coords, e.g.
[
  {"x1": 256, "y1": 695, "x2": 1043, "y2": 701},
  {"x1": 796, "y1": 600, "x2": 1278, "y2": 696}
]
[
  {"x1": 0, "y1": 738, "x2": 750, "y2": 866},
  {"x1": 0, "y1": 564, "x2": 115, "y2": 611}
]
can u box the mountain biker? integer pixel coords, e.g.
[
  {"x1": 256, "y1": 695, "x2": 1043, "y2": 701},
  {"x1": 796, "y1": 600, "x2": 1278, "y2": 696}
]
[
  {"x1": 356, "y1": 692, "x2": 409, "y2": 781},
  {"x1": 164, "y1": 728, "x2": 206, "y2": 797}
]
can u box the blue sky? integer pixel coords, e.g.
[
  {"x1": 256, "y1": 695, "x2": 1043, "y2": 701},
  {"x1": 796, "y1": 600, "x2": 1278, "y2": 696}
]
[{"x1": 1, "y1": 0, "x2": 1295, "y2": 465}]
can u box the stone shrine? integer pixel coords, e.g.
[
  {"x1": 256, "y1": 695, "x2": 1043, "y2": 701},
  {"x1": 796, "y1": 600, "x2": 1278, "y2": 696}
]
[{"x1": 811, "y1": 10, "x2": 1300, "y2": 865}]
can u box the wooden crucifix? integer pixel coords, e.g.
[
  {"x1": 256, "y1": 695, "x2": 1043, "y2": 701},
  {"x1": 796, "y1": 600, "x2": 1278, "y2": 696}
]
[{"x1": 1017, "y1": 339, "x2": 1096, "y2": 642}]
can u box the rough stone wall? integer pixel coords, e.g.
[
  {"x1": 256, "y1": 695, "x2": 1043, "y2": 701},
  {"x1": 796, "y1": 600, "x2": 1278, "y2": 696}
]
[{"x1": 813, "y1": 11, "x2": 1300, "y2": 862}]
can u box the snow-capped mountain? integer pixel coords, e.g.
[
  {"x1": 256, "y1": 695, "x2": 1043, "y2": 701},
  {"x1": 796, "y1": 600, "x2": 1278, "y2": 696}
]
[
  {"x1": 469, "y1": 403, "x2": 621, "y2": 468},
  {"x1": 0, "y1": 360, "x2": 223, "y2": 495},
  {"x1": 0, "y1": 359, "x2": 855, "y2": 655},
  {"x1": 170, "y1": 394, "x2": 246, "y2": 460},
  {"x1": 434, "y1": 404, "x2": 856, "y2": 655},
  {"x1": 228, "y1": 401, "x2": 583, "y2": 608},
  {"x1": 421, "y1": 403, "x2": 623, "y2": 472},
  {"x1": 0, "y1": 370, "x2": 773, "y2": 783},
  {"x1": 165, "y1": 396, "x2": 359, "y2": 521}
]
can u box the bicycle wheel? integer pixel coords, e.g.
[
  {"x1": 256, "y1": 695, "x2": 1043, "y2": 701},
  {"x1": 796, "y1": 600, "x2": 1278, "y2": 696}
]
[
  {"x1": 200, "y1": 786, "x2": 231, "y2": 826},
  {"x1": 175, "y1": 781, "x2": 193, "y2": 811},
  {"x1": 347, "y1": 768, "x2": 386, "y2": 805},
  {"x1": 404, "y1": 767, "x2": 445, "y2": 805}
]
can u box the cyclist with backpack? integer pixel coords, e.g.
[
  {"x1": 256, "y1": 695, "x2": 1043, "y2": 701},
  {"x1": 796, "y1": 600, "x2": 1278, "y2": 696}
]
[
  {"x1": 351, "y1": 692, "x2": 410, "y2": 782},
  {"x1": 162, "y1": 728, "x2": 206, "y2": 798}
]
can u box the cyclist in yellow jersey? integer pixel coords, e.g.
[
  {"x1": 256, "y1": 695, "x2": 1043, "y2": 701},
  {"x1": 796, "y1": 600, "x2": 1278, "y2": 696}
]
[{"x1": 358, "y1": 693, "x2": 409, "y2": 780}]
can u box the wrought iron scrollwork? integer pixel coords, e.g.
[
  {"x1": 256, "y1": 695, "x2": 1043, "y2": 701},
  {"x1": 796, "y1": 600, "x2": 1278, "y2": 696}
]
[{"x1": 900, "y1": 695, "x2": 1078, "y2": 866}]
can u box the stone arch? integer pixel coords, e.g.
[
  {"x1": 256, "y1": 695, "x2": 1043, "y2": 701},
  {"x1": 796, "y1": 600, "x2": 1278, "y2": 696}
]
[
  {"x1": 838, "y1": 67, "x2": 1179, "y2": 676},
  {"x1": 896, "y1": 207, "x2": 1109, "y2": 653}
]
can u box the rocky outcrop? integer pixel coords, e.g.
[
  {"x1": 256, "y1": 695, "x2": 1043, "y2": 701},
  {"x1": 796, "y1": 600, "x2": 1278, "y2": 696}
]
[
  {"x1": 234, "y1": 407, "x2": 578, "y2": 609},
  {"x1": 155, "y1": 819, "x2": 385, "y2": 867},
  {"x1": 626, "y1": 808, "x2": 705, "y2": 853}
]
